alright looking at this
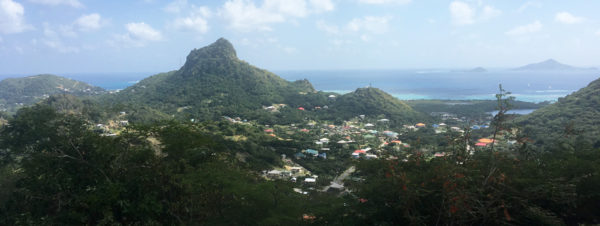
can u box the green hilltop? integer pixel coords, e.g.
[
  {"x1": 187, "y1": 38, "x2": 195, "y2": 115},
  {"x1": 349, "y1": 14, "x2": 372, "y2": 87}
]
[
  {"x1": 104, "y1": 38, "x2": 427, "y2": 124},
  {"x1": 0, "y1": 74, "x2": 105, "y2": 113},
  {"x1": 517, "y1": 77, "x2": 600, "y2": 148}
]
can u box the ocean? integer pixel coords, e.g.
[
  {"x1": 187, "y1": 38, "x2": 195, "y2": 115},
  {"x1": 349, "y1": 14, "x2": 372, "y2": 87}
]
[{"x1": 1, "y1": 70, "x2": 598, "y2": 103}]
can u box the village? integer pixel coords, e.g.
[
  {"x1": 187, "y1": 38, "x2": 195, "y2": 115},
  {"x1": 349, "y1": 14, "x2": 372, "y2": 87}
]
[
  {"x1": 251, "y1": 104, "x2": 510, "y2": 195},
  {"x1": 87, "y1": 101, "x2": 512, "y2": 196}
]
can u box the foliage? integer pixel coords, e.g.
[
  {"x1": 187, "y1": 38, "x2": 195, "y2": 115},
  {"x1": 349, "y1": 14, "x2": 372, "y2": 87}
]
[
  {"x1": 517, "y1": 77, "x2": 600, "y2": 149},
  {"x1": 0, "y1": 74, "x2": 105, "y2": 114}
]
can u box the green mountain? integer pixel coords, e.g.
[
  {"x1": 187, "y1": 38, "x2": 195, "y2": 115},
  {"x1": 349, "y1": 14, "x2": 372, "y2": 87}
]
[
  {"x1": 104, "y1": 38, "x2": 427, "y2": 125},
  {"x1": 0, "y1": 74, "x2": 105, "y2": 113},
  {"x1": 106, "y1": 38, "x2": 317, "y2": 122},
  {"x1": 517, "y1": 77, "x2": 600, "y2": 147},
  {"x1": 329, "y1": 87, "x2": 426, "y2": 124}
]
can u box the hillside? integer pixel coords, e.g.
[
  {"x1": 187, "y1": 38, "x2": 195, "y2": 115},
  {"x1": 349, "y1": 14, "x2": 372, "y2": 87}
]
[
  {"x1": 105, "y1": 38, "x2": 427, "y2": 124},
  {"x1": 0, "y1": 74, "x2": 105, "y2": 113},
  {"x1": 513, "y1": 59, "x2": 596, "y2": 71},
  {"x1": 104, "y1": 38, "x2": 319, "y2": 122},
  {"x1": 329, "y1": 87, "x2": 426, "y2": 124},
  {"x1": 517, "y1": 77, "x2": 600, "y2": 147}
]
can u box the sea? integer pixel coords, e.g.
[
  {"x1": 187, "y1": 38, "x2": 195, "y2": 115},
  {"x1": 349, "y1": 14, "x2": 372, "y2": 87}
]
[{"x1": 1, "y1": 70, "x2": 598, "y2": 103}]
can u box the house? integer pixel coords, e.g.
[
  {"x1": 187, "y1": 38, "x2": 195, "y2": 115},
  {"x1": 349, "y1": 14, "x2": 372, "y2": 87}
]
[
  {"x1": 471, "y1": 125, "x2": 481, "y2": 130},
  {"x1": 305, "y1": 149, "x2": 319, "y2": 156},
  {"x1": 415, "y1": 123, "x2": 426, "y2": 128},
  {"x1": 378, "y1": 118, "x2": 389, "y2": 123},
  {"x1": 352, "y1": 150, "x2": 367, "y2": 158},
  {"x1": 267, "y1": 170, "x2": 282, "y2": 179},
  {"x1": 434, "y1": 152, "x2": 446, "y2": 157},
  {"x1": 287, "y1": 166, "x2": 303, "y2": 174},
  {"x1": 475, "y1": 142, "x2": 487, "y2": 147},
  {"x1": 294, "y1": 152, "x2": 306, "y2": 159},
  {"x1": 365, "y1": 154, "x2": 378, "y2": 159},
  {"x1": 304, "y1": 178, "x2": 316, "y2": 183},
  {"x1": 383, "y1": 131, "x2": 398, "y2": 137},
  {"x1": 365, "y1": 123, "x2": 375, "y2": 127},
  {"x1": 319, "y1": 138, "x2": 330, "y2": 143},
  {"x1": 297, "y1": 107, "x2": 305, "y2": 111},
  {"x1": 478, "y1": 138, "x2": 495, "y2": 144},
  {"x1": 264, "y1": 128, "x2": 274, "y2": 133},
  {"x1": 432, "y1": 124, "x2": 440, "y2": 128},
  {"x1": 300, "y1": 128, "x2": 310, "y2": 132},
  {"x1": 318, "y1": 153, "x2": 327, "y2": 159}
]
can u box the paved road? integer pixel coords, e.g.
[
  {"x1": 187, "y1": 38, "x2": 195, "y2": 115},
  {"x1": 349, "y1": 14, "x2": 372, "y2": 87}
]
[{"x1": 321, "y1": 166, "x2": 355, "y2": 192}]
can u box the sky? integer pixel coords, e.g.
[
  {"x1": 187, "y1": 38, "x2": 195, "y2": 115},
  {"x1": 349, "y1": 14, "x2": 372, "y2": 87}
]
[{"x1": 1, "y1": 0, "x2": 600, "y2": 74}]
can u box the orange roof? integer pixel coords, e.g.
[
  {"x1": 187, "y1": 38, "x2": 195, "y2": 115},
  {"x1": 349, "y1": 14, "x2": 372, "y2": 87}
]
[
  {"x1": 475, "y1": 142, "x2": 487, "y2": 146},
  {"x1": 478, "y1": 138, "x2": 495, "y2": 144},
  {"x1": 354, "y1": 150, "x2": 366, "y2": 154},
  {"x1": 269, "y1": 134, "x2": 277, "y2": 137},
  {"x1": 416, "y1": 123, "x2": 426, "y2": 127},
  {"x1": 298, "y1": 107, "x2": 305, "y2": 110},
  {"x1": 391, "y1": 140, "x2": 402, "y2": 144}
]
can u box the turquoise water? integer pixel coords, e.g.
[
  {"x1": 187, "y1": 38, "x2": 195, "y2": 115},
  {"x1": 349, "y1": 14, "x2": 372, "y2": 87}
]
[{"x1": 276, "y1": 69, "x2": 599, "y2": 103}]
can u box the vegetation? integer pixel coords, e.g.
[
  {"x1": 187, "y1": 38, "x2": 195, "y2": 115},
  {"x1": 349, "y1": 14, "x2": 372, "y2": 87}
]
[
  {"x1": 1, "y1": 38, "x2": 599, "y2": 225},
  {"x1": 0, "y1": 74, "x2": 105, "y2": 114},
  {"x1": 517, "y1": 78, "x2": 600, "y2": 149}
]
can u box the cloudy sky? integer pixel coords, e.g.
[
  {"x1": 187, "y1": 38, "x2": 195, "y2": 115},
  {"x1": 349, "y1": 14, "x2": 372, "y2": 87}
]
[{"x1": 1, "y1": 0, "x2": 600, "y2": 74}]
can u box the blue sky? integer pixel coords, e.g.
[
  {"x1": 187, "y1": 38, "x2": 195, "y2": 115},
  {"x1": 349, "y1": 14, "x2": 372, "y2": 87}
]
[{"x1": 1, "y1": 0, "x2": 600, "y2": 74}]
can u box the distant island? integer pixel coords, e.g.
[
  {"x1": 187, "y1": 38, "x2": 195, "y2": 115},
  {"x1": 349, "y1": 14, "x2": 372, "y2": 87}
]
[
  {"x1": 467, "y1": 67, "x2": 487, "y2": 73},
  {"x1": 513, "y1": 59, "x2": 597, "y2": 71},
  {"x1": 451, "y1": 67, "x2": 487, "y2": 73}
]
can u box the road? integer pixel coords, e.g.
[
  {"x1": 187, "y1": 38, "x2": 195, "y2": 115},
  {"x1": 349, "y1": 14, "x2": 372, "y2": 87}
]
[{"x1": 321, "y1": 166, "x2": 355, "y2": 192}]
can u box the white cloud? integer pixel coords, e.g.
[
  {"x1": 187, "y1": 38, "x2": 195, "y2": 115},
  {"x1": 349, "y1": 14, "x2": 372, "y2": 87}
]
[
  {"x1": 282, "y1": 46, "x2": 296, "y2": 54},
  {"x1": 111, "y1": 22, "x2": 162, "y2": 47},
  {"x1": 0, "y1": 0, "x2": 33, "y2": 34},
  {"x1": 173, "y1": 8, "x2": 210, "y2": 34},
  {"x1": 164, "y1": 0, "x2": 187, "y2": 13},
  {"x1": 316, "y1": 20, "x2": 339, "y2": 35},
  {"x1": 221, "y1": 0, "x2": 284, "y2": 31},
  {"x1": 358, "y1": 0, "x2": 411, "y2": 4},
  {"x1": 28, "y1": 0, "x2": 83, "y2": 8},
  {"x1": 449, "y1": 1, "x2": 474, "y2": 25},
  {"x1": 42, "y1": 39, "x2": 79, "y2": 53},
  {"x1": 555, "y1": 12, "x2": 584, "y2": 24},
  {"x1": 506, "y1": 20, "x2": 542, "y2": 36},
  {"x1": 75, "y1": 13, "x2": 103, "y2": 31},
  {"x1": 596, "y1": 30, "x2": 600, "y2": 37},
  {"x1": 449, "y1": 1, "x2": 501, "y2": 25},
  {"x1": 165, "y1": 1, "x2": 211, "y2": 34},
  {"x1": 481, "y1": 5, "x2": 501, "y2": 20},
  {"x1": 41, "y1": 23, "x2": 79, "y2": 53},
  {"x1": 309, "y1": 0, "x2": 334, "y2": 12},
  {"x1": 517, "y1": 1, "x2": 541, "y2": 13},
  {"x1": 346, "y1": 16, "x2": 391, "y2": 34},
  {"x1": 126, "y1": 22, "x2": 162, "y2": 41},
  {"x1": 220, "y1": 0, "x2": 332, "y2": 32}
]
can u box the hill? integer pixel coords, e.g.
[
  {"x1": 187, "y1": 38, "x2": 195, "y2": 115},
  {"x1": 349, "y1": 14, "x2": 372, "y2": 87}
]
[
  {"x1": 517, "y1": 77, "x2": 600, "y2": 148},
  {"x1": 0, "y1": 74, "x2": 105, "y2": 113},
  {"x1": 103, "y1": 38, "x2": 428, "y2": 125},
  {"x1": 104, "y1": 38, "x2": 320, "y2": 122},
  {"x1": 513, "y1": 59, "x2": 595, "y2": 71},
  {"x1": 329, "y1": 87, "x2": 426, "y2": 124}
]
